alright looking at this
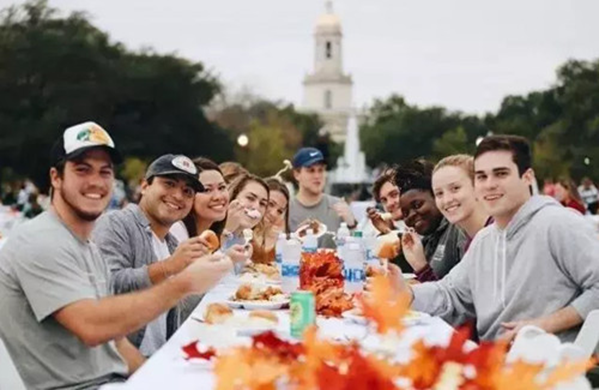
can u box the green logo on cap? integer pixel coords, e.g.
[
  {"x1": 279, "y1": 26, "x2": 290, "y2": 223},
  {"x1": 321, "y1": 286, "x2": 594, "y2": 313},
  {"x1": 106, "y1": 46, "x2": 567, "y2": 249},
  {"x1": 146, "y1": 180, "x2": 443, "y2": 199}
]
[{"x1": 77, "y1": 129, "x2": 91, "y2": 142}]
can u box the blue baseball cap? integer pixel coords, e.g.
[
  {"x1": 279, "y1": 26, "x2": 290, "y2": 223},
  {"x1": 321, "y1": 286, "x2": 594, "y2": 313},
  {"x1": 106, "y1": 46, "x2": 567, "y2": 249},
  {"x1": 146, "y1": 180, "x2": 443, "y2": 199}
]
[{"x1": 292, "y1": 147, "x2": 325, "y2": 169}]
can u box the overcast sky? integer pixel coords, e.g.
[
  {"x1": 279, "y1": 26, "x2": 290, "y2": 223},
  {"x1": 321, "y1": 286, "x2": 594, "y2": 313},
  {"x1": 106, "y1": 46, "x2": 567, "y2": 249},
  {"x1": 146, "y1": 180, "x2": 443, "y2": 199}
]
[{"x1": 4, "y1": 0, "x2": 599, "y2": 114}]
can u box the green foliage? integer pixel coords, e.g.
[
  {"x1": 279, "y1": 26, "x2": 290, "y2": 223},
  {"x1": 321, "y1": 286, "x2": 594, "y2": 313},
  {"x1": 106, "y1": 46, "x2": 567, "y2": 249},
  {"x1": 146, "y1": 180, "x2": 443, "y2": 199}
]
[
  {"x1": 361, "y1": 59, "x2": 599, "y2": 182},
  {"x1": 120, "y1": 157, "x2": 148, "y2": 186},
  {"x1": 211, "y1": 96, "x2": 339, "y2": 174},
  {"x1": 360, "y1": 94, "x2": 485, "y2": 167},
  {"x1": 432, "y1": 126, "x2": 473, "y2": 161},
  {"x1": 0, "y1": 0, "x2": 233, "y2": 189}
]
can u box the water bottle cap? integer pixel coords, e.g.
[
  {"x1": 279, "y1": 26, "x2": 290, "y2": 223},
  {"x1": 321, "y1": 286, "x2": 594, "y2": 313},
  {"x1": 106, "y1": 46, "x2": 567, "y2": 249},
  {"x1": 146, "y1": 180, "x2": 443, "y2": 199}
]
[
  {"x1": 340, "y1": 222, "x2": 348, "y2": 228},
  {"x1": 278, "y1": 233, "x2": 287, "y2": 239}
]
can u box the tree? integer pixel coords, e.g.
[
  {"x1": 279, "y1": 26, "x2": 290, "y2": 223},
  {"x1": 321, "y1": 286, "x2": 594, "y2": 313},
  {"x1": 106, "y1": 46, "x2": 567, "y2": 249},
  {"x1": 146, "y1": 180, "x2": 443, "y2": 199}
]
[
  {"x1": 209, "y1": 92, "x2": 340, "y2": 172},
  {"x1": 432, "y1": 126, "x2": 473, "y2": 161},
  {"x1": 0, "y1": 0, "x2": 233, "y2": 189},
  {"x1": 360, "y1": 94, "x2": 485, "y2": 167}
]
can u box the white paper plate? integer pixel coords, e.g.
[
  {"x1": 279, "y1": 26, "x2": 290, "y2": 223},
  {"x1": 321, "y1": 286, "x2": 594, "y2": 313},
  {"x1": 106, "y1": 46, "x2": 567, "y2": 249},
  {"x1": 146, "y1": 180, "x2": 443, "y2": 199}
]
[
  {"x1": 295, "y1": 222, "x2": 328, "y2": 241},
  {"x1": 225, "y1": 299, "x2": 289, "y2": 310},
  {"x1": 403, "y1": 310, "x2": 430, "y2": 325},
  {"x1": 224, "y1": 300, "x2": 243, "y2": 309},
  {"x1": 238, "y1": 273, "x2": 281, "y2": 285},
  {"x1": 341, "y1": 308, "x2": 429, "y2": 326},
  {"x1": 341, "y1": 309, "x2": 367, "y2": 325}
]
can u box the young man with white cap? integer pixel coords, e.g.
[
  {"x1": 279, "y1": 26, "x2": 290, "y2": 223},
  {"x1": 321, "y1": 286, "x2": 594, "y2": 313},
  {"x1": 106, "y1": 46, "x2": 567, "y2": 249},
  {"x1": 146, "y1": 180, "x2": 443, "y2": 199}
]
[
  {"x1": 0, "y1": 122, "x2": 233, "y2": 389},
  {"x1": 288, "y1": 147, "x2": 357, "y2": 247}
]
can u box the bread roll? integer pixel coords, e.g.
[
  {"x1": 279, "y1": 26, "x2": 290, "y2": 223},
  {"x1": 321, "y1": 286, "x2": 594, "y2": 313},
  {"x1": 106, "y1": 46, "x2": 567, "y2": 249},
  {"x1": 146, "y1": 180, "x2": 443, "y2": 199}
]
[
  {"x1": 376, "y1": 232, "x2": 400, "y2": 259},
  {"x1": 199, "y1": 230, "x2": 220, "y2": 253},
  {"x1": 249, "y1": 310, "x2": 278, "y2": 324},
  {"x1": 205, "y1": 303, "x2": 233, "y2": 324}
]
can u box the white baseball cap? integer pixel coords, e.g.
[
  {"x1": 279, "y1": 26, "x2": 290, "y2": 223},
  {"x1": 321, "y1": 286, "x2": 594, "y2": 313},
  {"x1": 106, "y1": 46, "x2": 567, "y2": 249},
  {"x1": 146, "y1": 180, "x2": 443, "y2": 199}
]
[{"x1": 51, "y1": 122, "x2": 122, "y2": 166}]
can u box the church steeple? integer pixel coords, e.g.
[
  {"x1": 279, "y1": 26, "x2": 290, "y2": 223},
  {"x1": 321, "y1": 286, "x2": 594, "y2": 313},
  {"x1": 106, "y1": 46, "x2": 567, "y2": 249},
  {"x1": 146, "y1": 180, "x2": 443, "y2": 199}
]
[{"x1": 302, "y1": 0, "x2": 353, "y2": 143}]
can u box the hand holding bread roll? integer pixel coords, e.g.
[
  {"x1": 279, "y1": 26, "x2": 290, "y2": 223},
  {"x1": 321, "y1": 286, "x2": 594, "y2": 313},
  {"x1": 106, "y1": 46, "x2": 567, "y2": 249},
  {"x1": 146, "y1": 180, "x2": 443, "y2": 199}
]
[
  {"x1": 199, "y1": 230, "x2": 220, "y2": 253},
  {"x1": 375, "y1": 232, "x2": 401, "y2": 259}
]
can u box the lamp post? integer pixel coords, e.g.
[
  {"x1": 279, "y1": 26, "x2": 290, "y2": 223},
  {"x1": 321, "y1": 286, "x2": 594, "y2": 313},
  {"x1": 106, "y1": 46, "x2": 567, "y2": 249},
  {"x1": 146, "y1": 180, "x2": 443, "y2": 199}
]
[{"x1": 237, "y1": 134, "x2": 249, "y2": 148}]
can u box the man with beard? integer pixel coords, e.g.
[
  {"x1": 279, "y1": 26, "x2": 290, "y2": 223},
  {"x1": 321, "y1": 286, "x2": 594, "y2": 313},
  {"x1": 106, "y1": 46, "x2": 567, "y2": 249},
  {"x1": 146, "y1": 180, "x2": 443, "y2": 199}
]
[
  {"x1": 93, "y1": 154, "x2": 212, "y2": 356},
  {"x1": 0, "y1": 123, "x2": 233, "y2": 389}
]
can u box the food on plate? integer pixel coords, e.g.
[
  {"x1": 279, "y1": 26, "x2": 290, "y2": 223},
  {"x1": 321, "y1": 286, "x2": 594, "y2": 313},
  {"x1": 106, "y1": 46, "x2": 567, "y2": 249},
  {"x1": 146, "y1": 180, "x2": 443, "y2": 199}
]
[
  {"x1": 375, "y1": 232, "x2": 400, "y2": 259},
  {"x1": 298, "y1": 251, "x2": 353, "y2": 317},
  {"x1": 248, "y1": 310, "x2": 279, "y2": 324},
  {"x1": 233, "y1": 283, "x2": 286, "y2": 302},
  {"x1": 313, "y1": 287, "x2": 353, "y2": 317},
  {"x1": 205, "y1": 303, "x2": 234, "y2": 324},
  {"x1": 244, "y1": 262, "x2": 280, "y2": 279},
  {"x1": 296, "y1": 219, "x2": 323, "y2": 238},
  {"x1": 199, "y1": 229, "x2": 220, "y2": 253}
]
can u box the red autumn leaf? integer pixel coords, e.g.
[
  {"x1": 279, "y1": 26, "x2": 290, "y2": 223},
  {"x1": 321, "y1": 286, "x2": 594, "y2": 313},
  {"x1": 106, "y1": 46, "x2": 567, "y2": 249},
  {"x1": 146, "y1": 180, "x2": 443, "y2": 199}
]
[
  {"x1": 252, "y1": 331, "x2": 304, "y2": 360},
  {"x1": 315, "y1": 346, "x2": 396, "y2": 390},
  {"x1": 182, "y1": 340, "x2": 216, "y2": 361}
]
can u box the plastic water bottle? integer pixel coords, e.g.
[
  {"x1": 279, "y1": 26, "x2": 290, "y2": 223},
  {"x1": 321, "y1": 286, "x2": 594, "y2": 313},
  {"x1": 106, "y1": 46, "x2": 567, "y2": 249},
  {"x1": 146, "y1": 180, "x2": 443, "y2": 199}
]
[
  {"x1": 282, "y1": 238, "x2": 302, "y2": 294},
  {"x1": 274, "y1": 233, "x2": 286, "y2": 276},
  {"x1": 364, "y1": 234, "x2": 382, "y2": 275},
  {"x1": 336, "y1": 222, "x2": 350, "y2": 260},
  {"x1": 343, "y1": 237, "x2": 365, "y2": 293},
  {"x1": 302, "y1": 229, "x2": 318, "y2": 253},
  {"x1": 344, "y1": 231, "x2": 366, "y2": 294}
]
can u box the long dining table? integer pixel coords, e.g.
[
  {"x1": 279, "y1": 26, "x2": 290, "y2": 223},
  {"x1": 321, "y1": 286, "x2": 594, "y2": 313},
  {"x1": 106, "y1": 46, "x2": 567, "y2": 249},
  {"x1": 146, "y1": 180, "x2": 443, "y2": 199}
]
[{"x1": 118, "y1": 275, "x2": 467, "y2": 390}]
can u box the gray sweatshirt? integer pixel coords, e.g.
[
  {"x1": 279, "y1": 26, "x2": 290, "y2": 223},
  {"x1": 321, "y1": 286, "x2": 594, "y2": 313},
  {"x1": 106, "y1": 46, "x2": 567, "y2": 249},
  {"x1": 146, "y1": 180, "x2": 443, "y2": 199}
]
[{"x1": 412, "y1": 195, "x2": 599, "y2": 342}]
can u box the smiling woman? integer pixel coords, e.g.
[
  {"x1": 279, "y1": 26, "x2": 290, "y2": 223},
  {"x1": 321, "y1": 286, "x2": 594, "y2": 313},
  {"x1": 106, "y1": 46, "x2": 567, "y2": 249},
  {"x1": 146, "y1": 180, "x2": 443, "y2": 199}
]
[
  {"x1": 171, "y1": 157, "x2": 229, "y2": 243},
  {"x1": 395, "y1": 159, "x2": 467, "y2": 282},
  {"x1": 251, "y1": 178, "x2": 290, "y2": 264},
  {"x1": 222, "y1": 174, "x2": 270, "y2": 252}
]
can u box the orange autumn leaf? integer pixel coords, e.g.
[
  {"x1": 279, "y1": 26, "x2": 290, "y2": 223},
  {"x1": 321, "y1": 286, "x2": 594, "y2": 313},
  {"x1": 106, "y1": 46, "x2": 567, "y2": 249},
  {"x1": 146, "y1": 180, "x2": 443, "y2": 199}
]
[
  {"x1": 314, "y1": 347, "x2": 397, "y2": 390},
  {"x1": 360, "y1": 275, "x2": 410, "y2": 334},
  {"x1": 540, "y1": 358, "x2": 596, "y2": 389},
  {"x1": 399, "y1": 340, "x2": 444, "y2": 389},
  {"x1": 215, "y1": 345, "x2": 290, "y2": 390},
  {"x1": 491, "y1": 360, "x2": 545, "y2": 390},
  {"x1": 294, "y1": 326, "x2": 349, "y2": 390}
]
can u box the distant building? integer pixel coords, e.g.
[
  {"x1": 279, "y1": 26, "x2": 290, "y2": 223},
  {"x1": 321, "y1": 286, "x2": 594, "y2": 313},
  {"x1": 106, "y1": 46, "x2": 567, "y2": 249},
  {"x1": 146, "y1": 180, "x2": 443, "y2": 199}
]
[{"x1": 302, "y1": 1, "x2": 353, "y2": 143}]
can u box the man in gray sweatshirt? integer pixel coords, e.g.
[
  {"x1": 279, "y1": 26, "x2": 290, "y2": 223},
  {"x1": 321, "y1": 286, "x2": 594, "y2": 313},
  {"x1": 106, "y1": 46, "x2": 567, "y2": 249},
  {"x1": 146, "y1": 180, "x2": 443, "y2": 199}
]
[{"x1": 392, "y1": 135, "x2": 599, "y2": 342}]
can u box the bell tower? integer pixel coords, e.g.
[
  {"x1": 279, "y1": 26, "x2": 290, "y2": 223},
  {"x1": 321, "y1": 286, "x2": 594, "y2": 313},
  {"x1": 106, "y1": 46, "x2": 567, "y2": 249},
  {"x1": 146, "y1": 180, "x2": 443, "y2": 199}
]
[{"x1": 302, "y1": 1, "x2": 353, "y2": 143}]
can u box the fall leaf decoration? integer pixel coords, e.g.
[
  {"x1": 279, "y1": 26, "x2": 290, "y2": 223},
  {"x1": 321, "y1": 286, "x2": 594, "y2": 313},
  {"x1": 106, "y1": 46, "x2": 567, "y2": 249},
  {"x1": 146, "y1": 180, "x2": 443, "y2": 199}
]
[
  {"x1": 185, "y1": 325, "x2": 593, "y2": 390},
  {"x1": 540, "y1": 359, "x2": 596, "y2": 389},
  {"x1": 181, "y1": 341, "x2": 216, "y2": 361},
  {"x1": 183, "y1": 276, "x2": 594, "y2": 389},
  {"x1": 360, "y1": 275, "x2": 410, "y2": 334}
]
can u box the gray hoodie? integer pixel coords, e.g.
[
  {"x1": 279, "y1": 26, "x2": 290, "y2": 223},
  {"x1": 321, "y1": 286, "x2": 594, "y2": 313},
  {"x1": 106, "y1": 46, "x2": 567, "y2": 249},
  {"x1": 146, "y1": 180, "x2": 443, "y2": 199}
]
[{"x1": 412, "y1": 195, "x2": 599, "y2": 342}]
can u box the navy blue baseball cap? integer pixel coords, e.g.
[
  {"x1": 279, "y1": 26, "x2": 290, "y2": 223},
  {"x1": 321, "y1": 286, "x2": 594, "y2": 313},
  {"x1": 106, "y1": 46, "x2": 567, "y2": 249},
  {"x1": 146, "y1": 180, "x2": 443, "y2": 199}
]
[
  {"x1": 292, "y1": 147, "x2": 325, "y2": 169},
  {"x1": 145, "y1": 154, "x2": 204, "y2": 192}
]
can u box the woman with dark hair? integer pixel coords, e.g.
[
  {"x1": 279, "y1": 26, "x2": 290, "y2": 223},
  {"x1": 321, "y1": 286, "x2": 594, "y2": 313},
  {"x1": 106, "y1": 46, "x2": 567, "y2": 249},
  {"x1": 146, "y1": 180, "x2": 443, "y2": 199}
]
[
  {"x1": 251, "y1": 178, "x2": 290, "y2": 264},
  {"x1": 170, "y1": 157, "x2": 228, "y2": 242},
  {"x1": 395, "y1": 159, "x2": 467, "y2": 282},
  {"x1": 555, "y1": 177, "x2": 586, "y2": 214},
  {"x1": 222, "y1": 173, "x2": 270, "y2": 252}
]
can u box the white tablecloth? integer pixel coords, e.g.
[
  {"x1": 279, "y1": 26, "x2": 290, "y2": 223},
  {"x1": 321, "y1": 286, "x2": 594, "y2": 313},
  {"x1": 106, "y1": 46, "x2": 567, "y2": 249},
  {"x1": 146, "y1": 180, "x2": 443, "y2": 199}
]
[{"x1": 122, "y1": 281, "x2": 465, "y2": 390}]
